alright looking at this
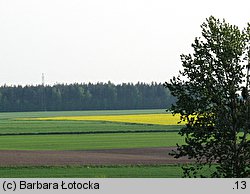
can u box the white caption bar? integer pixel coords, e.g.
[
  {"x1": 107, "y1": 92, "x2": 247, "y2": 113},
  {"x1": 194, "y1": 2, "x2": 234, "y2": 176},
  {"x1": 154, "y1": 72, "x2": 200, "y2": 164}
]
[{"x1": 0, "y1": 178, "x2": 249, "y2": 194}]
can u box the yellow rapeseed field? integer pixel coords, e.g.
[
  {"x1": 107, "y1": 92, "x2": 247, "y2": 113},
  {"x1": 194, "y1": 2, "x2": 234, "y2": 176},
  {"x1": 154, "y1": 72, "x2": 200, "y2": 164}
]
[{"x1": 33, "y1": 114, "x2": 183, "y2": 125}]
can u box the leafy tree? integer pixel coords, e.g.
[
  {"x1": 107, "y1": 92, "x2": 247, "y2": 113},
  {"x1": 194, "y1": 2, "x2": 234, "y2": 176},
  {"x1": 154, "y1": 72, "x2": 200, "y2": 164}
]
[{"x1": 165, "y1": 16, "x2": 250, "y2": 177}]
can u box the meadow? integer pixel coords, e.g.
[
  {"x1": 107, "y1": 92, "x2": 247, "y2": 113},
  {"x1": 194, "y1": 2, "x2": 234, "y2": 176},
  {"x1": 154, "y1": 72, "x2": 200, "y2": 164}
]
[
  {"x1": 0, "y1": 165, "x2": 184, "y2": 178},
  {"x1": 0, "y1": 132, "x2": 183, "y2": 150},
  {"x1": 0, "y1": 110, "x2": 249, "y2": 177},
  {"x1": 0, "y1": 109, "x2": 164, "y2": 119},
  {"x1": 0, "y1": 120, "x2": 180, "y2": 135},
  {"x1": 0, "y1": 109, "x2": 186, "y2": 177},
  {"x1": 0, "y1": 109, "x2": 184, "y2": 151}
]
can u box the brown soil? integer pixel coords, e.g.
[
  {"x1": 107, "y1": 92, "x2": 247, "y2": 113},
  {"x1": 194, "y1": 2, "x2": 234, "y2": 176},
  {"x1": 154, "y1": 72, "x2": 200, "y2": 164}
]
[{"x1": 0, "y1": 147, "x2": 193, "y2": 166}]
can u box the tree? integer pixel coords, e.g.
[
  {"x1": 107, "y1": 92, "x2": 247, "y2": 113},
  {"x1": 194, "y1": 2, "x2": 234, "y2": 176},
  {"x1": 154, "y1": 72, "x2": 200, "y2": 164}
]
[{"x1": 164, "y1": 16, "x2": 250, "y2": 177}]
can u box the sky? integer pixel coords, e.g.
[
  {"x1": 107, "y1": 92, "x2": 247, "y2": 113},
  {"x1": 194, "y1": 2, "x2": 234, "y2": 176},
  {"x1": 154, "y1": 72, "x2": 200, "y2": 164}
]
[{"x1": 0, "y1": 0, "x2": 250, "y2": 86}]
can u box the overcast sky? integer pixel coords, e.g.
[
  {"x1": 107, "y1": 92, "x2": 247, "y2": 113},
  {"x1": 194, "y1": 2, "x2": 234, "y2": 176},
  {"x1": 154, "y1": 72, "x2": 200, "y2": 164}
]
[{"x1": 0, "y1": 0, "x2": 250, "y2": 86}]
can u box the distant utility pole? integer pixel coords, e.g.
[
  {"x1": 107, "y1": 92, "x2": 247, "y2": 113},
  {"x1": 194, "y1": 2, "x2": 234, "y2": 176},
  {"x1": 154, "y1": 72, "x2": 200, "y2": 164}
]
[
  {"x1": 42, "y1": 73, "x2": 45, "y2": 86},
  {"x1": 41, "y1": 73, "x2": 46, "y2": 111}
]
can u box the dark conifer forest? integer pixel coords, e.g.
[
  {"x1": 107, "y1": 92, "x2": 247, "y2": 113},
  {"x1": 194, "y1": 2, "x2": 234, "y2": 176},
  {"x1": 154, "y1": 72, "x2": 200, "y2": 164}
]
[{"x1": 0, "y1": 82, "x2": 175, "y2": 112}]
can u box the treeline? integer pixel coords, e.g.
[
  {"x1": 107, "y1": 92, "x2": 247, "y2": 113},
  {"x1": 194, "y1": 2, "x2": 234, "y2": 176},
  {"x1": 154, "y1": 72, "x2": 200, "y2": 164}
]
[{"x1": 0, "y1": 82, "x2": 175, "y2": 112}]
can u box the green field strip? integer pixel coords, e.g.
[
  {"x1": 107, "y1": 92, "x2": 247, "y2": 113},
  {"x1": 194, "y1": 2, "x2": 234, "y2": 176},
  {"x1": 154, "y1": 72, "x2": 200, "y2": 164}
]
[
  {"x1": 0, "y1": 119, "x2": 181, "y2": 135},
  {"x1": 0, "y1": 165, "x2": 184, "y2": 178},
  {"x1": 0, "y1": 132, "x2": 184, "y2": 150},
  {"x1": 0, "y1": 109, "x2": 166, "y2": 119},
  {"x1": 0, "y1": 129, "x2": 180, "y2": 136},
  {"x1": 0, "y1": 165, "x2": 216, "y2": 178}
]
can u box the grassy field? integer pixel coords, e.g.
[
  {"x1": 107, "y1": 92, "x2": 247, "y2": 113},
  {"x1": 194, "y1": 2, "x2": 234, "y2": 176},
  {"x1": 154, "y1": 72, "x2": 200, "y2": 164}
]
[
  {"x1": 0, "y1": 165, "x2": 184, "y2": 178},
  {"x1": 0, "y1": 120, "x2": 180, "y2": 135},
  {"x1": 0, "y1": 109, "x2": 183, "y2": 150},
  {"x1": 1, "y1": 109, "x2": 246, "y2": 178},
  {"x1": 0, "y1": 132, "x2": 183, "y2": 150},
  {"x1": 0, "y1": 109, "x2": 185, "y2": 177},
  {"x1": 0, "y1": 109, "x2": 165, "y2": 119},
  {"x1": 0, "y1": 165, "x2": 216, "y2": 178}
]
